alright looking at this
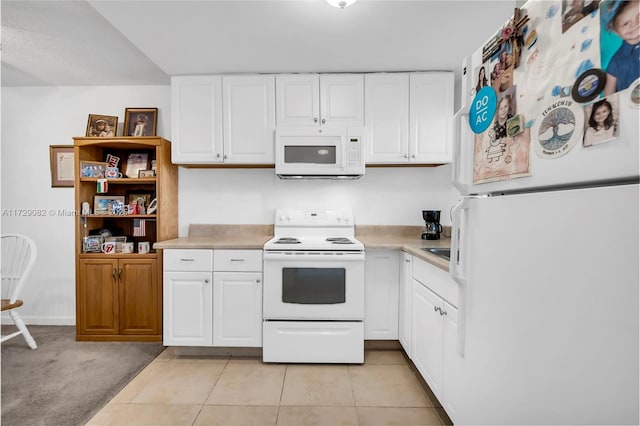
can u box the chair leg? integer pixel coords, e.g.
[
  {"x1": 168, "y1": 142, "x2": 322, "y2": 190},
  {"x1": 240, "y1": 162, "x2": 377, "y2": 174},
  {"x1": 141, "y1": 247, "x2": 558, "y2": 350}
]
[{"x1": 9, "y1": 310, "x2": 37, "y2": 349}]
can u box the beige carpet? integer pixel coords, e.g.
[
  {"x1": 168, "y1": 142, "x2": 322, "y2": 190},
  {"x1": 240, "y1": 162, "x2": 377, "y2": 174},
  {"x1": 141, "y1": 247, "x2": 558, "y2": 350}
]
[{"x1": 1, "y1": 325, "x2": 164, "y2": 426}]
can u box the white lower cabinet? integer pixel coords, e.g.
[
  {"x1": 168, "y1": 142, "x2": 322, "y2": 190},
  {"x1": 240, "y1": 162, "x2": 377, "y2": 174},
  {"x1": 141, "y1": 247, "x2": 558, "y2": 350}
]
[
  {"x1": 398, "y1": 252, "x2": 413, "y2": 355},
  {"x1": 213, "y1": 271, "x2": 262, "y2": 347},
  {"x1": 364, "y1": 250, "x2": 399, "y2": 340},
  {"x1": 163, "y1": 249, "x2": 214, "y2": 346},
  {"x1": 411, "y1": 255, "x2": 460, "y2": 424},
  {"x1": 163, "y1": 249, "x2": 262, "y2": 347}
]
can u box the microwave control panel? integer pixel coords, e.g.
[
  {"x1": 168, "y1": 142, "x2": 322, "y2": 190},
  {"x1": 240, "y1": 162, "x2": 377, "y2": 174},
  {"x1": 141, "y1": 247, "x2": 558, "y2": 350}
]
[{"x1": 346, "y1": 137, "x2": 363, "y2": 168}]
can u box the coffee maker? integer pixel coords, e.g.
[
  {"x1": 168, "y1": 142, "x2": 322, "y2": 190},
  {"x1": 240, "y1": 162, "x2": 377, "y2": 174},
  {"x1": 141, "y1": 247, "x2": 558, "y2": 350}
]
[{"x1": 421, "y1": 210, "x2": 443, "y2": 240}]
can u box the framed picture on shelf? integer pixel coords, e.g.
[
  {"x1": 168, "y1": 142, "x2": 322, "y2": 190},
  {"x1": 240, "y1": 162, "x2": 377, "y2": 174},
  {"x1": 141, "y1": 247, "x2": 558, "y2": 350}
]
[
  {"x1": 127, "y1": 191, "x2": 154, "y2": 210},
  {"x1": 49, "y1": 145, "x2": 74, "y2": 187},
  {"x1": 86, "y1": 114, "x2": 118, "y2": 137},
  {"x1": 125, "y1": 153, "x2": 149, "y2": 178},
  {"x1": 80, "y1": 161, "x2": 108, "y2": 178},
  {"x1": 123, "y1": 108, "x2": 158, "y2": 137},
  {"x1": 138, "y1": 169, "x2": 155, "y2": 178},
  {"x1": 93, "y1": 195, "x2": 126, "y2": 215},
  {"x1": 82, "y1": 235, "x2": 103, "y2": 253}
]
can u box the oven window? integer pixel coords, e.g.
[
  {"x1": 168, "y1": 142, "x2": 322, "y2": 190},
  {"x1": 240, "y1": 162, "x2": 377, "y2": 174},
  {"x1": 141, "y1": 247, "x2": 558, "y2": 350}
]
[
  {"x1": 284, "y1": 146, "x2": 336, "y2": 164},
  {"x1": 282, "y1": 268, "x2": 345, "y2": 304}
]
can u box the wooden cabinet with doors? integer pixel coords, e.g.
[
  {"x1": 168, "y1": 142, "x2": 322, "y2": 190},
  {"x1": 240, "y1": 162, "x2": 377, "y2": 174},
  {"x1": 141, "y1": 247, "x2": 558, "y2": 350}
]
[{"x1": 73, "y1": 137, "x2": 177, "y2": 341}]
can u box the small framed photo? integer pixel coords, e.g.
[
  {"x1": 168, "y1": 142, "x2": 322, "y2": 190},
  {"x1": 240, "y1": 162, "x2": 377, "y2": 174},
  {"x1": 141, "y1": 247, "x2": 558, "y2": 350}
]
[
  {"x1": 82, "y1": 235, "x2": 103, "y2": 253},
  {"x1": 138, "y1": 169, "x2": 156, "y2": 178},
  {"x1": 80, "y1": 161, "x2": 108, "y2": 178},
  {"x1": 94, "y1": 195, "x2": 126, "y2": 215},
  {"x1": 50, "y1": 145, "x2": 74, "y2": 187},
  {"x1": 86, "y1": 114, "x2": 118, "y2": 137},
  {"x1": 123, "y1": 108, "x2": 158, "y2": 137},
  {"x1": 127, "y1": 191, "x2": 153, "y2": 209},
  {"x1": 125, "y1": 153, "x2": 149, "y2": 178}
]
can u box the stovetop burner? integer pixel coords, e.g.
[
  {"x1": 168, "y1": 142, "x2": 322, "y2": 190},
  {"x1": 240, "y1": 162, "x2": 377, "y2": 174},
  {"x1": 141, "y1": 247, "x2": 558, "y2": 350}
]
[
  {"x1": 326, "y1": 237, "x2": 354, "y2": 244},
  {"x1": 274, "y1": 237, "x2": 301, "y2": 244}
]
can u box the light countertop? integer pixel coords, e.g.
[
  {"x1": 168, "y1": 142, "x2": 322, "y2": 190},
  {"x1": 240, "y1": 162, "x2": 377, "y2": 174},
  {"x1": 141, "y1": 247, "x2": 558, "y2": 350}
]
[{"x1": 154, "y1": 224, "x2": 451, "y2": 271}]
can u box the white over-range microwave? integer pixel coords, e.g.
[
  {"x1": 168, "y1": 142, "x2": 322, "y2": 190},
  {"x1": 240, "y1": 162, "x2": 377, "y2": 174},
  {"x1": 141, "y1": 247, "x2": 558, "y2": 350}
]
[{"x1": 275, "y1": 126, "x2": 365, "y2": 179}]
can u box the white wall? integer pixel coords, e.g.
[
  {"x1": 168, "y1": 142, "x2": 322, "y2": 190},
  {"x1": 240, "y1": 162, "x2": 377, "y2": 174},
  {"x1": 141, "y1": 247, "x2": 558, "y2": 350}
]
[
  {"x1": 1, "y1": 86, "x2": 171, "y2": 325},
  {"x1": 178, "y1": 166, "x2": 459, "y2": 236},
  {"x1": 2, "y1": 85, "x2": 460, "y2": 325}
]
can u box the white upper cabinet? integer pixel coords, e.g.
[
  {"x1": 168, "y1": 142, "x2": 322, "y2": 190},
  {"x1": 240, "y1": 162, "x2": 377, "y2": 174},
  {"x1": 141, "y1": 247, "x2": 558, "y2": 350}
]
[
  {"x1": 276, "y1": 74, "x2": 364, "y2": 126},
  {"x1": 171, "y1": 75, "x2": 275, "y2": 164},
  {"x1": 222, "y1": 75, "x2": 276, "y2": 164},
  {"x1": 409, "y1": 72, "x2": 454, "y2": 164},
  {"x1": 364, "y1": 73, "x2": 410, "y2": 164},
  {"x1": 171, "y1": 75, "x2": 223, "y2": 164},
  {"x1": 365, "y1": 72, "x2": 453, "y2": 164}
]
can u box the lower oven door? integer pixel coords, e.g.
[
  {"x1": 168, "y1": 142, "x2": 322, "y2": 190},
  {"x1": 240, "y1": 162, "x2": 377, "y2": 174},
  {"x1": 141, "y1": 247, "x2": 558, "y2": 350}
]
[{"x1": 263, "y1": 251, "x2": 365, "y2": 320}]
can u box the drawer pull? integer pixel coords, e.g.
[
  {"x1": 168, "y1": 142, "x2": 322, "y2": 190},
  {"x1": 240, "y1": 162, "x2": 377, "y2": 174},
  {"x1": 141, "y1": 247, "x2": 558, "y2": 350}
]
[
  {"x1": 179, "y1": 258, "x2": 195, "y2": 262},
  {"x1": 230, "y1": 258, "x2": 245, "y2": 262}
]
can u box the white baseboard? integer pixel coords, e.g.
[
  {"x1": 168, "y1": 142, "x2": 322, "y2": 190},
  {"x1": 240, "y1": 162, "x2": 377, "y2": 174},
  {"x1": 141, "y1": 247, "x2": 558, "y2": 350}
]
[{"x1": 1, "y1": 315, "x2": 75, "y2": 326}]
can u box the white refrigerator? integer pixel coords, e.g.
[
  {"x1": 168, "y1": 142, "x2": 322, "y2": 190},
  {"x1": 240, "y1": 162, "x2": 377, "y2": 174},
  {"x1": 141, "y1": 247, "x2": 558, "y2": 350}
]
[{"x1": 448, "y1": 0, "x2": 639, "y2": 424}]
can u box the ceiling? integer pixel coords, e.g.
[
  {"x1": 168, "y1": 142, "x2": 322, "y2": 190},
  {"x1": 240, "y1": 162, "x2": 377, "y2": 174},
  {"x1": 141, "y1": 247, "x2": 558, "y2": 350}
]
[{"x1": 1, "y1": 0, "x2": 519, "y2": 87}]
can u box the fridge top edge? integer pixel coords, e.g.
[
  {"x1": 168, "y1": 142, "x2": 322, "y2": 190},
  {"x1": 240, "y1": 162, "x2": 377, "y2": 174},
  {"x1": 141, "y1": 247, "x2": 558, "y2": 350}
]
[{"x1": 466, "y1": 177, "x2": 640, "y2": 197}]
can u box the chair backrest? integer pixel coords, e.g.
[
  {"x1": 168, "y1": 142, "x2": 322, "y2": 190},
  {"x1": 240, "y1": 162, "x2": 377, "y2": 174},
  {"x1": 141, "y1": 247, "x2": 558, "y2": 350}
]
[{"x1": 1, "y1": 234, "x2": 37, "y2": 304}]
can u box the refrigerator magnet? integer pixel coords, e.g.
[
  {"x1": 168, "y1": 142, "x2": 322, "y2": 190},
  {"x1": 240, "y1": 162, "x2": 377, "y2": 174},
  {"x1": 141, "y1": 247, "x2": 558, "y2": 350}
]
[
  {"x1": 469, "y1": 86, "x2": 497, "y2": 134},
  {"x1": 572, "y1": 69, "x2": 606, "y2": 103},
  {"x1": 532, "y1": 100, "x2": 584, "y2": 159}
]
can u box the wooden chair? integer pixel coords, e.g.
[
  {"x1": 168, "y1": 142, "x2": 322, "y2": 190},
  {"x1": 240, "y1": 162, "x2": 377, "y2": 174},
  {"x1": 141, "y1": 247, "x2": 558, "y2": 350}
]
[{"x1": 1, "y1": 234, "x2": 37, "y2": 349}]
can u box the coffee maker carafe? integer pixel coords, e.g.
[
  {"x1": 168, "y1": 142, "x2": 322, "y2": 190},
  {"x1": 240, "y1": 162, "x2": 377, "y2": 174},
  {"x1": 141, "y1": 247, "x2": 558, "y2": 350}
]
[{"x1": 422, "y1": 210, "x2": 443, "y2": 240}]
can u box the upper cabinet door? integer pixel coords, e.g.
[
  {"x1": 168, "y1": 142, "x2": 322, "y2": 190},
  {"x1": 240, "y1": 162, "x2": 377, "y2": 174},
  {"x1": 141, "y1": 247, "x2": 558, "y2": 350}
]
[
  {"x1": 171, "y1": 75, "x2": 224, "y2": 164},
  {"x1": 364, "y1": 73, "x2": 410, "y2": 164},
  {"x1": 275, "y1": 74, "x2": 320, "y2": 126},
  {"x1": 222, "y1": 75, "x2": 276, "y2": 164},
  {"x1": 409, "y1": 72, "x2": 454, "y2": 164},
  {"x1": 320, "y1": 74, "x2": 364, "y2": 126}
]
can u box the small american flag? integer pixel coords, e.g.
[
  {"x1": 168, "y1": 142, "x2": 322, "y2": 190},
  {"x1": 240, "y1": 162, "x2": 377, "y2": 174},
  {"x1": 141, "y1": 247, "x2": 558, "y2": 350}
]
[{"x1": 133, "y1": 219, "x2": 146, "y2": 237}]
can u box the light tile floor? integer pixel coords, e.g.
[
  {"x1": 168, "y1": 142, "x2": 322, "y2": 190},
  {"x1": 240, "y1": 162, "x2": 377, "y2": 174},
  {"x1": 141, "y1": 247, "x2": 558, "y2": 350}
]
[{"x1": 87, "y1": 349, "x2": 451, "y2": 426}]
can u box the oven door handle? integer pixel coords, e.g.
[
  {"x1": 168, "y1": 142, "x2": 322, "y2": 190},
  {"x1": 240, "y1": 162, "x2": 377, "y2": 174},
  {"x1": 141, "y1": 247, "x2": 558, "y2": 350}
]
[{"x1": 263, "y1": 252, "x2": 365, "y2": 261}]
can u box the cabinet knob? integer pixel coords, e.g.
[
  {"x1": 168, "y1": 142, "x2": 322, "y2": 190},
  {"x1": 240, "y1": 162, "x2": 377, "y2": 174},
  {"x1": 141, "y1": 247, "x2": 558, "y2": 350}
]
[
  {"x1": 411, "y1": 154, "x2": 416, "y2": 159},
  {"x1": 223, "y1": 154, "x2": 228, "y2": 160},
  {"x1": 112, "y1": 268, "x2": 117, "y2": 281},
  {"x1": 441, "y1": 310, "x2": 448, "y2": 316},
  {"x1": 321, "y1": 118, "x2": 326, "y2": 124},
  {"x1": 216, "y1": 153, "x2": 221, "y2": 158},
  {"x1": 118, "y1": 268, "x2": 123, "y2": 280},
  {"x1": 314, "y1": 117, "x2": 318, "y2": 123},
  {"x1": 403, "y1": 154, "x2": 408, "y2": 159},
  {"x1": 256, "y1": 279, "x2": 261, "y2": 283},
  {"x1": 433, "y1": 305, "x2": 440, "y2": 313},
  {"x1": 204, "y1": 279, "x2": 210, "y2": 284},
  {"x1": 405, "y1": 259, "x2": 411, "y2": 263}
]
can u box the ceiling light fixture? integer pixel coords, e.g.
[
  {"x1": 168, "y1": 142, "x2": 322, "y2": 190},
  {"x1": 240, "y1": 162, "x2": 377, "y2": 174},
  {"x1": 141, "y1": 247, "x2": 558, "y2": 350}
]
[{"x1": 326, "y1": 0, "x2": 357, "y2": 9}]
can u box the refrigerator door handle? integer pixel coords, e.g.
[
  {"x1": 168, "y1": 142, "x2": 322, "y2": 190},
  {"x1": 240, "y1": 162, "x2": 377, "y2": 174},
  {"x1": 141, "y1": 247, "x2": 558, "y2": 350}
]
[
  {"x1": 450, "y1": 197, "x2": 470, "y2": 356},
  {"x1": 452, "y1": 107, "x2": 470, "y2": 195}
]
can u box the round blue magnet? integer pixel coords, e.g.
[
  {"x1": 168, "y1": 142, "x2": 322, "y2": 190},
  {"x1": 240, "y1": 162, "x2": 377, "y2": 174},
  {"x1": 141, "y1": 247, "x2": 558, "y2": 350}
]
[{"x1": 469, "y1": 86, "x2": 497, "y2": 134}]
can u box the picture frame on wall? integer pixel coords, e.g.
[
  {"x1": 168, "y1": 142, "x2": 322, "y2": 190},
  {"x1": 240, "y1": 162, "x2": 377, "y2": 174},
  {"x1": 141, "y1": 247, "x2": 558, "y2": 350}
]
[
  {"x1": 49, "y1": 145, "x2": 74, "y2": 187},
  {"x1": 123, "y1": 107, "x2": 158, "y2": 137},
  {"x1": 86, "y1": 114, "x2": 118, "y2": 137}
]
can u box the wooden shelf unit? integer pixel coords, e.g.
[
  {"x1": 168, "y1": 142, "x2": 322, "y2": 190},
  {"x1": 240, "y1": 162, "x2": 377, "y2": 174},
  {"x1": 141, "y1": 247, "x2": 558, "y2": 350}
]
[{"x1": 73, "y1": 137, "x2": 178, "y2": 342}]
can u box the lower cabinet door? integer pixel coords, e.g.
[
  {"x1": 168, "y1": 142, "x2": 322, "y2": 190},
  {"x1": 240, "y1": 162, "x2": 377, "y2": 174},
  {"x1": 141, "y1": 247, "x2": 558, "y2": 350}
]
[
  {"x1": 78, "y1": 259, "x2": 119, "y2": 335},
  {"x1": 163, "y1": 271, "x2": 213, "y2": 346},
  {"x1": 119, "y1": 259, "x2": 159, "y2": 335},
  {"x1": 213, "y1": 272, "x2": 262, "y2": 347},
  {"x1": 411, "y1": 278, "x2": 444, "y2": 399}
]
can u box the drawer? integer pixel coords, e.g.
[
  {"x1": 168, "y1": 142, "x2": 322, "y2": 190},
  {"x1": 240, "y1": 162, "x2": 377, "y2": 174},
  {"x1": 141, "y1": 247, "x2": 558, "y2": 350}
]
[
  {"x1": 164, "y1": 249, "x2": 213, "y2": 272},
  {"x1": 214, "y1": 250, "x2": 263, "y2": 272},
  {"x1": 413, "y1": 256, "x2": 458, "y2": 307}
]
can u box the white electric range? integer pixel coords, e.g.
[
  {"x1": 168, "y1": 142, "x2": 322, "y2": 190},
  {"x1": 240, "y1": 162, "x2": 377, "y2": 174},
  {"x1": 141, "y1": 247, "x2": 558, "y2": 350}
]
[{"x1": 262, "y1": 209, "x2": 365, "y2": 364}]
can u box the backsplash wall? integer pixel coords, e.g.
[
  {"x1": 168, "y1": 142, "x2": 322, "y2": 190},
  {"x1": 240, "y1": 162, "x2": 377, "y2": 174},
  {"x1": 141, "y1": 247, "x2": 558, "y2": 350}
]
[{"x1": 178, "y1": 165, "x2": 460, "y2": 236}]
